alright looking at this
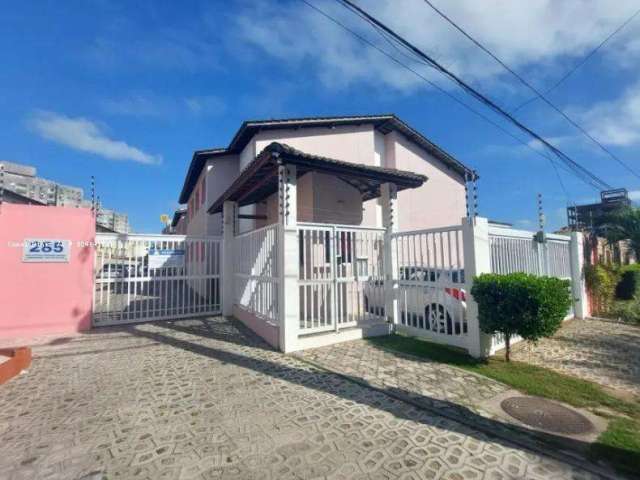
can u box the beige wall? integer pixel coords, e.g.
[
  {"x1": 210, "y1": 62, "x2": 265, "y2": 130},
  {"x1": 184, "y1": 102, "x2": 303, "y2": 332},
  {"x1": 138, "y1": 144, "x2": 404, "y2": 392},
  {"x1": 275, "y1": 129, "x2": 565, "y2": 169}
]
[
  {"x1": 248, "y1": 124, "x2": 377, "y2": 170},
  {"x1": 256, "y1": 172, "x2": 364, "y2": 227},
  {"x1": 389, "y1": 131, "x2": 466, "y2": 230}
]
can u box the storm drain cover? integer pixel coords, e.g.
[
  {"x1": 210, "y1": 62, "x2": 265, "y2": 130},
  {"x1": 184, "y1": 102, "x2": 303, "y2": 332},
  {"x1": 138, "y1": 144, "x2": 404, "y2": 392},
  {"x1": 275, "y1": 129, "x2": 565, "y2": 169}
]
[{"x1": 500, "y1": 396, "x2": 594, "y2": 435}]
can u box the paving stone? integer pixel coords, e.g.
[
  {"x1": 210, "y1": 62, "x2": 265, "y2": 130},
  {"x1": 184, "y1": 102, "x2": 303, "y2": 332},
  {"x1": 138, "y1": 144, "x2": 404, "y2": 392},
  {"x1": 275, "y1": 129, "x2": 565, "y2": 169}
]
[
  {"x1": 511, "y1": 318, "x2": 640, "y2": 396},
  {"x1": 0, "y1": 317, "x2": 598, "y2": 479}
]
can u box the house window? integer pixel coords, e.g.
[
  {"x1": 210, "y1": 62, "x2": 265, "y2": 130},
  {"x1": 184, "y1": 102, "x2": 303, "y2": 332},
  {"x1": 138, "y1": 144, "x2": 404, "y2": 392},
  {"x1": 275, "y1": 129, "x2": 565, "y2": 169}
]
[{"x1": 200, "y1": 176, "x2": 206, "y2": 207}]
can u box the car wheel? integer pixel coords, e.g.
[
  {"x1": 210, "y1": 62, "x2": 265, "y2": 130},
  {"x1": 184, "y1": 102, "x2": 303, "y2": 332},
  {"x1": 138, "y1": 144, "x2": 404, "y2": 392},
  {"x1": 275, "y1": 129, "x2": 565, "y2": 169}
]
[{"x1": 425, "y1": 303, "x2": 452, "y2": 334}]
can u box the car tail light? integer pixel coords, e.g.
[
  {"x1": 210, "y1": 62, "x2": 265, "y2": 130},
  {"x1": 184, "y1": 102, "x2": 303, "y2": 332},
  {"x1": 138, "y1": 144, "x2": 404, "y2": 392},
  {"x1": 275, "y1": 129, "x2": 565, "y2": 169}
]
[{"x1": 445, "y1": 287, "x2": 466, "y2": 301}]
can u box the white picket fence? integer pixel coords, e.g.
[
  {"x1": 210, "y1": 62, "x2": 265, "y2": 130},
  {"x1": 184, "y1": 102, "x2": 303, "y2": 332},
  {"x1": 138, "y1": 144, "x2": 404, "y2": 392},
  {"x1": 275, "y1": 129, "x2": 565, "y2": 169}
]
[{"x1": 233, "y1": 223, "x2": 280, "y2": 324}]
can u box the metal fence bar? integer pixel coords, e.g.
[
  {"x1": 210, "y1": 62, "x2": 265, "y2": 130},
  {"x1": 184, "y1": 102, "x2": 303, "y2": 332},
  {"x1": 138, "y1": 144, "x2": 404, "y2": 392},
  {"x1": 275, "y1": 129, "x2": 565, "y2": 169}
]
[
  {"x1": 391, "y1": 226, "x2": 467, "y2": 347},
  {"x1": 232, "y1": 223, "x2": 280, "y2": 324},
  {"x1": 93, "y1": 233, "x2": 222, "y2": 326},
  {"x1": 296, "y1": 223, "x2": 385, "y2": 336}
]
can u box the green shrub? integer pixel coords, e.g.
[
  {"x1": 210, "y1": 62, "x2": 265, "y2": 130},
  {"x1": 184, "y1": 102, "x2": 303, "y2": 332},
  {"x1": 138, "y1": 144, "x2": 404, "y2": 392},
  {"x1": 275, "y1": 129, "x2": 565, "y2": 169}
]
[
  {"x1": 616, "y1": 270, "x2": 640, "y2": 300},
  {"x1": 585, "y1": 264, "x2": 619, "y2": 314},
  {"x1": 610, "y1": 299, "x2": 640, "y2": 324},
  {"x1": 615, "y1": 266, "x2": 640, "y2": 300},
  {"x1": 471, "y1": 273, "x2": 572, "y2": 361}
]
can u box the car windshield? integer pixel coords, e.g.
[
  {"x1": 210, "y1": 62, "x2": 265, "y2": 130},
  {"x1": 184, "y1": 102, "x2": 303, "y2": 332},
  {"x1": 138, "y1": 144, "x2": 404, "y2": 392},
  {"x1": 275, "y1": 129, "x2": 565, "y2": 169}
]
[{"x1": 399, "y1": 267, "x2": 465, "y2": 283}]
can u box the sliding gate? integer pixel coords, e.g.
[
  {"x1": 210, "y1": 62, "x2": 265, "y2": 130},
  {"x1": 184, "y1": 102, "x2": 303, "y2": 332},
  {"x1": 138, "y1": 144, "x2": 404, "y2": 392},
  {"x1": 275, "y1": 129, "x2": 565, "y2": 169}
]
[{"x1": 93, "y1": 233, "x2": 222, "y2": 326}]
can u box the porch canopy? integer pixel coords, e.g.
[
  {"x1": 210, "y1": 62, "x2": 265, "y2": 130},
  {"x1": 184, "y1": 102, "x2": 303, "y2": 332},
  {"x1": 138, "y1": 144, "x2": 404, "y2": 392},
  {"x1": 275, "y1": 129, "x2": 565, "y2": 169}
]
[{"x1": 207, "y1": 142, "x2": 427, "y2": 214}]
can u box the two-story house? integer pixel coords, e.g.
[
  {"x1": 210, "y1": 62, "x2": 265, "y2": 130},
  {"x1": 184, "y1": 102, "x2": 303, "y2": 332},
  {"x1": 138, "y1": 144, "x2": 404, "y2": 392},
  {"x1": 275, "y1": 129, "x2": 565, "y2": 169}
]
[{"x1": 179, "y1": 114, "x2": 475, "y2": 235}]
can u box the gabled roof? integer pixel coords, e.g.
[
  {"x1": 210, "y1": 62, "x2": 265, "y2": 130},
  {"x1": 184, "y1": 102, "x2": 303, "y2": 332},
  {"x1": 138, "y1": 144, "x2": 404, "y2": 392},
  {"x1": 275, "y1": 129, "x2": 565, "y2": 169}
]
[
  {"x1": 171, "y1": 207, "x2": 187, "y2": 227},
  {"x1": 179, "y1": 114, "x2": 474, "y2": 204},
  {"x1": 207, "y1": 142, "x2": 427, "y2": 214},
  {"x1": 178, "y1": 148, "x2": 228, "y2": 203}
]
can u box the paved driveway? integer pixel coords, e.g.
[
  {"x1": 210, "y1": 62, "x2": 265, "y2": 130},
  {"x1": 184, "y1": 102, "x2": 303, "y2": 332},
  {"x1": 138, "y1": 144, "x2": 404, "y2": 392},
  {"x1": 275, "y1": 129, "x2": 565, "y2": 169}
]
[
  {"x1": 0, "y1": 317, "x2": 598, "y2": 479},
  {"x1": 511, "y1": 318, "x2": 640, "y2": 397}
]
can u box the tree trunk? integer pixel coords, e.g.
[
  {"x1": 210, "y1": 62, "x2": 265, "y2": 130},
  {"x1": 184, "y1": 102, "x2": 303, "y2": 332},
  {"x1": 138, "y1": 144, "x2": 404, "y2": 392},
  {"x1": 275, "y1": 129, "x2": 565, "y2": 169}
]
[{"x1": 505, "y1": 333, "x2": 511, "y2": 362}]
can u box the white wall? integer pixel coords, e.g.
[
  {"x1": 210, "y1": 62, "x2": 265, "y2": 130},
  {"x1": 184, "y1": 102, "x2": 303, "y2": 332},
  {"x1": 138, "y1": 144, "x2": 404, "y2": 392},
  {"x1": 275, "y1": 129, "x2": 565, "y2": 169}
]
[{"x1": 205, "y1": 155, "x2": 239, "y2": 236}]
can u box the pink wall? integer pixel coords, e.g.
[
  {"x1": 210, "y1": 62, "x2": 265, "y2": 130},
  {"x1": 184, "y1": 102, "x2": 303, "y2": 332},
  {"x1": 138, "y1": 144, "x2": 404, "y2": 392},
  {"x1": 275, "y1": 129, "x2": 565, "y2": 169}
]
[{"x1": 0, "y1": 204, "x2": 95, "y2": 340}]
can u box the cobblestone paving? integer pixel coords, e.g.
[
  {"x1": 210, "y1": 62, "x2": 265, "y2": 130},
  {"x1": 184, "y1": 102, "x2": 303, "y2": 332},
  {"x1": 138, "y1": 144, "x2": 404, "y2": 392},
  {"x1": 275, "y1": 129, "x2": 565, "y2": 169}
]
[
  {"x1": 297, "y1": 339, "x2": 509, "y2": 412},
  {"x1": 0, "y1": 317, "x2": 599, "y2": 480},
  {"x1": 511, "y1": 318, "x2": 640, "y2": 397}
]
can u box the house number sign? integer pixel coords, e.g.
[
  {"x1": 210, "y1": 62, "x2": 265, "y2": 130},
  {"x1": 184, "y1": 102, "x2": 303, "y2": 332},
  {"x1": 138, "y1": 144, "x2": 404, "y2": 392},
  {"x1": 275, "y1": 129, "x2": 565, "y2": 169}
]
[{"x1": 22, "y1": 239, "x2": 71, "y2": 263}]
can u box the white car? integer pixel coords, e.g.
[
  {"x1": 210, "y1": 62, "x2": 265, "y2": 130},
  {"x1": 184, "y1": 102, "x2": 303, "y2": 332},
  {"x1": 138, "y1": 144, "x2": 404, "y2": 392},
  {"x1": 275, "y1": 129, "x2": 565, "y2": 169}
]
[{"x1": 364, "y1": 267, "x2": 467, "y2": 335}]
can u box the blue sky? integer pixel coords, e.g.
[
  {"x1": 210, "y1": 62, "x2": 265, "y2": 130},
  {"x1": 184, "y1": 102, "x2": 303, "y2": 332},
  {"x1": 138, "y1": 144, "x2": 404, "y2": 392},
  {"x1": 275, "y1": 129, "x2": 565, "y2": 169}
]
[{"x1": 1, "y1": 0, "x2": 639, "y2": 232}]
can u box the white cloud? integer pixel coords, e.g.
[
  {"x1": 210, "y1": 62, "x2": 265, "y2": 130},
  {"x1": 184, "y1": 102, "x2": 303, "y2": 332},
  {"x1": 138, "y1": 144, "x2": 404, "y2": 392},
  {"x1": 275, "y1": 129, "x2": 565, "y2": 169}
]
[
  {"x1": 573, "y1": 82, "x2": 640, "y2": 147},
  {"x1": 231, "y1": 0, "x2": 640, "y2": 93},
  {"x1": 28, "y1": 111, "x2": 161, "y2": 165},
  {"x1": 629, "y1": 190, "x2": 640, "y2": 201}
]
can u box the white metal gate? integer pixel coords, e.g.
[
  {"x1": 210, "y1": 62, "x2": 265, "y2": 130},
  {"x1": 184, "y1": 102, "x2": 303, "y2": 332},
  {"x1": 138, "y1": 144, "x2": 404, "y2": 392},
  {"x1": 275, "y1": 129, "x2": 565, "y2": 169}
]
[
  {"x1": 391, "y1": 226, "x2": 469, "y2": 349},
  {"x1": 93, "y1": 233, "x2": 222, "y2": 326},
  {"x1": 298, "y1": 223, "x2": 386, "y2": 334}
]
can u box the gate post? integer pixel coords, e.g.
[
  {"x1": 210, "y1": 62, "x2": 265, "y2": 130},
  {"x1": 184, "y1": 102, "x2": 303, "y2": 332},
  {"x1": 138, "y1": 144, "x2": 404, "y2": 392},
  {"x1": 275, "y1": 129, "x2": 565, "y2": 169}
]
[
  {"x1": 462, "y1": 216, "x2": 492, "y2": 358},
  {"x1": 278, "y1": 162, "x2": 299, "y2": 353},
  {"x1": 570, "y1": 231, "x2": 589, "y2": 319},
  {"x1": 381, "y1": 183, "x2": 398, "y2": 326},
  {"x1": 222, "y1": 200, "x2": 237, "y2": 317}
]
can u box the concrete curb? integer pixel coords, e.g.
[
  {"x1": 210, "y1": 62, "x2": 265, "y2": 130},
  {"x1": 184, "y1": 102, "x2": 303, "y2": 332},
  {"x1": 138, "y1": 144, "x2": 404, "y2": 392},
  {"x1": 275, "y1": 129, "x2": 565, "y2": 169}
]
[
  {"x1": 292, "y1": 352, "x2": 623, "y2": 480},
  {"x1": 0, "y1": 347, "x2": 32, "y2": 385}
]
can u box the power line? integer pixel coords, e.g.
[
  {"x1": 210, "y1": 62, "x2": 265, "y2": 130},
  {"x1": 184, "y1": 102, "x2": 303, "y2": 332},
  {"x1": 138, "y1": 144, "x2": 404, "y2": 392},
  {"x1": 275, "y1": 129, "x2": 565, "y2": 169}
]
[
  {"x1": 512, "y1": 7, "x2": 640, "y2": 113},
  {"x1": 332, "y1": 0, "x2": 611, "y2": 190},
  {"x1": 297, "y1": 0, "x2": 579, "y2": 198},
  {"x1": 367, "y1": 19, "x2": 575, "y2": 201},
  {"x1": 420, "y1": 0, "x2": 640, "y2": 181}
]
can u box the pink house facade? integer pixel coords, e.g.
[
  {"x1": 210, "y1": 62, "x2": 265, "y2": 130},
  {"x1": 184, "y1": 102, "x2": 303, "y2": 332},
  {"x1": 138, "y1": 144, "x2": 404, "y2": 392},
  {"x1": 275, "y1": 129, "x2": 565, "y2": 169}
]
[{"x1": 179, "y1": 115, "x2": 474, "y2": 237}]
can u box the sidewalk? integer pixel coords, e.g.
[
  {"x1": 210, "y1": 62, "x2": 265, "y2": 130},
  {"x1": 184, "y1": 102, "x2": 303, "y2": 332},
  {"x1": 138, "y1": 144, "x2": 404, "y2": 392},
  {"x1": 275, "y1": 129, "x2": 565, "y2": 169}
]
[{"x1": 295, "y1": 338, "x2": 618, "y2": 478}]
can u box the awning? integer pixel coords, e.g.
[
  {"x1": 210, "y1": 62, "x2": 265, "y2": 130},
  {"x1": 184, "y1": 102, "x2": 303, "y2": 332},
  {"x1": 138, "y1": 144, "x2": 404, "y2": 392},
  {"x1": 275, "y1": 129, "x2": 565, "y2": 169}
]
[{"x1": 207, "y1": 142, "x2": 427, "y2": 214}]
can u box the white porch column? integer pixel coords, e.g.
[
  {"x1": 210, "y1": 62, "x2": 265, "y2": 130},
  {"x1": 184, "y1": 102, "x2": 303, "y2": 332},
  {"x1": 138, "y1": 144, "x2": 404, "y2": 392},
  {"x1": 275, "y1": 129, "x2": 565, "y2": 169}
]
[
  {"x1": 570, "y1": 231, "x2": 589, "y2": 319},
  {"x1": 381, "y1": 183, "x2": 399, "y2": 325},
  {"x1": 222, "y1": 200, "x2": 237, "y2": 317},
  {"x1": 278, "y1": 163, "x2": 299, "y2": 352},
  {"x1": 461, "y1": 216, "x2": 492, "y2": 358}
]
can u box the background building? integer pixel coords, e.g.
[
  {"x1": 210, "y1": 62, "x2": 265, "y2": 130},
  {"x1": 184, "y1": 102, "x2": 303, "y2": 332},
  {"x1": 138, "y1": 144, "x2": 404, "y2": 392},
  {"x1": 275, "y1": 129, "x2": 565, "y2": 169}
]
[
  {"x1": 567, "y1": 188, "x2": 631, "y2": 229},
  {"x1": 1, "y1": 160, "x2": 130, "y2": 233},
  {"x1": 96, "y1": 208, "x2": 130, "y2": 234},
  {"x1": 162, "y1": 207, "x2": 187, "y2": 234},
  {"x1": 0, "y1": 160, "x2": 83, "y2": 207}
]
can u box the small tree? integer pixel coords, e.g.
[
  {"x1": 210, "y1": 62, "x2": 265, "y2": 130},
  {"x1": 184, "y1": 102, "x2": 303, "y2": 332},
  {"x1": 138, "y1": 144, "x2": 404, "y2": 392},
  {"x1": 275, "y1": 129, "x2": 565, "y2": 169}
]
[
  {"x1": 594, "y1": 206, "x2": 640, "y2": 260},
  {"x1": 471, "y1": 273, "x2": 572, "y2": 361}
]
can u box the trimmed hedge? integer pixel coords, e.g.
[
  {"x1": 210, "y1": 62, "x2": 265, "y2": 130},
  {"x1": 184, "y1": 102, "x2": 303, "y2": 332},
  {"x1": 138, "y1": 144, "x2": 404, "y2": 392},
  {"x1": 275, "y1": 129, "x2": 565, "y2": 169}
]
[{"x1": 471, "y1": 273, "x2": 572, "y2": 360}]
